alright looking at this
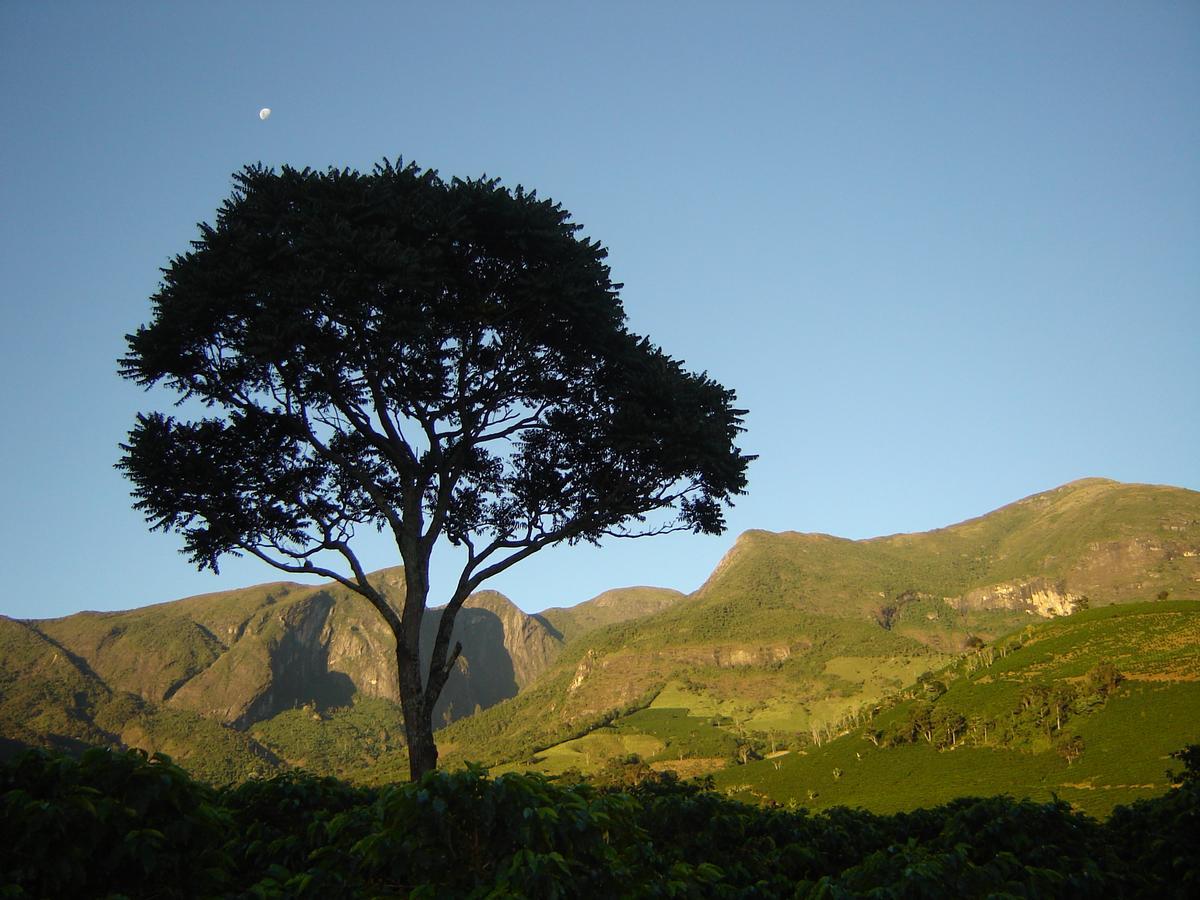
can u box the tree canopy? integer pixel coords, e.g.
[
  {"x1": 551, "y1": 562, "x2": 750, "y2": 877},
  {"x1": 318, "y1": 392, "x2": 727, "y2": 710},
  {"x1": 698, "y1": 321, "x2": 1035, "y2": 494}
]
[{"x1": 118, "y1": 160, "x2": 753, "y2": 776}]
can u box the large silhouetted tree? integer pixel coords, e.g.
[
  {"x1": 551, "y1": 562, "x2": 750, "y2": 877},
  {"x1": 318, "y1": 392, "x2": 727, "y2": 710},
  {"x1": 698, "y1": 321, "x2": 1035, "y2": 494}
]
[{"x1": 118, "y1": 161, "x2": 752, "y2": 778}]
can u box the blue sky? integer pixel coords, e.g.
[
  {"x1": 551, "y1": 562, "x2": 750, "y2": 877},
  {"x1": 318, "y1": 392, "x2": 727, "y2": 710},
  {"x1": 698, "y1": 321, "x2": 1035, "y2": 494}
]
[{"x1": 2, "y1": 2, "x2": 1197, "y2": 620}]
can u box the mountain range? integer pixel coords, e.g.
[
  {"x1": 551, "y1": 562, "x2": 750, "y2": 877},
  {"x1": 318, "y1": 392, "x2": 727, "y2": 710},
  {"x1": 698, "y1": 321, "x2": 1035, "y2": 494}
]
[{"x1": 1, "y1": 477, "x2": 1197, "y2": 806}]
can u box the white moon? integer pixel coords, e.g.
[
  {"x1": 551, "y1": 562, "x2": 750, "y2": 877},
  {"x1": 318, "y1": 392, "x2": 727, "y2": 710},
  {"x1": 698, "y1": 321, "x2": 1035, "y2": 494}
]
[{"x1": 259, "y1": 108, "x2": 271, "y2": 121}]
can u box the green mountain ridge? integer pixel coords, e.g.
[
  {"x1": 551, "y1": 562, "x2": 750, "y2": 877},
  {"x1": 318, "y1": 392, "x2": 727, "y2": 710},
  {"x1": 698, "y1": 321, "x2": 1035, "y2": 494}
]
[
  {"x1": 536, "y1": 586, "x2": 686, "y2": 643},
  {"x1": 438, "y1": 478, "x2": 1199, "y2": 803},
  {"x1": 1, "y1": 477, "x2": 1197, "y2": 797},
  {"x1": 0, "y1": 563, "x2": 683, "y2": 780}
]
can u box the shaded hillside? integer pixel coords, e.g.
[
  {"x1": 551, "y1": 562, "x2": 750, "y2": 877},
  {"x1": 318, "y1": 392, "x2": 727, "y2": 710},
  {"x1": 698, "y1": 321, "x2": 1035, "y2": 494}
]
[
  {"x1": 0, "y1": 615, "x2": 114, "y2": 755},
  {"x1": 0, "y1": 570, "x2": 575, "y2": 780},
  {"x1": 0, "y1": 614, "x2": 276, "y2": 783}
]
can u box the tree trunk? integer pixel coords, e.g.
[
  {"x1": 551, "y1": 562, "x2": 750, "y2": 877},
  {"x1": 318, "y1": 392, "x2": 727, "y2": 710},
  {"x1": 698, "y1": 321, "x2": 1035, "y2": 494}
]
[
  {"x1": 407, "y1": 710, "x2": 438, "y2": 779},
  {"x1": 392, "y1": 543, "x2": 442, "y2": 781},
  {"x1": 397, "y1": 640, "x2": 439, "y2": 779}
]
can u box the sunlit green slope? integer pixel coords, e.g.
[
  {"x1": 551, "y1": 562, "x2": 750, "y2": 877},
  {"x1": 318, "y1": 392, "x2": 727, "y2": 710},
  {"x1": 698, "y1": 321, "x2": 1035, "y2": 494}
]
[
  {"x1": 537, "y1": 586, "x2": 685, "y2": 643},
  {"x1": 441, "y1": 480, "x2": 1200, "y2": 791},
  {"x1": 710, "y1": 600, "x2": 1200, "y2": 818}
]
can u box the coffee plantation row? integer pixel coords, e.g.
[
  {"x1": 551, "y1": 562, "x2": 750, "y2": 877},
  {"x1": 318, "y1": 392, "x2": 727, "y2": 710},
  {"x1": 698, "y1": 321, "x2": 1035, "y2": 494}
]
[{"x1": 1, "y1": 745, "x2": 1196, "y2": 898}]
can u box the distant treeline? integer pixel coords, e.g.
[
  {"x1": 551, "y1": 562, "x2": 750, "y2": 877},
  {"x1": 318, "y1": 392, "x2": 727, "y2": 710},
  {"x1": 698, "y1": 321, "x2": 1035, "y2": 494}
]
[{"x1": 1, "y1": 745, "x2": 1196, "y2": 898}]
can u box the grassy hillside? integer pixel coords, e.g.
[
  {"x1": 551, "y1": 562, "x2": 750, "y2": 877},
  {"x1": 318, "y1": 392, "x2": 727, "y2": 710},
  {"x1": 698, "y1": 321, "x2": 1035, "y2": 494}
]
[
  {"x1": 710, "y1": 601, "x2": 1200, "y2": 818},
  {"x1": 438, "y1": 607, "x2": 947, "y2": 773},
  {"x1": 537, "y1": 586, "x2": 685, "y2": 643},
  {"x1": 0, "y1": 615, "x2": 114, "y2": 754},
  {"x1": 442, "y1": 481, "x2": 1199, "y2": 807},
  {"x1": 0, "y1": 613, "x2": 275, "y2": 783},
  {"x1": 476, "y1": 601, "x2": 1198, "y2": 819},
  {"x1": 693, "y1": 478, "x2": 1198, "y2": 620}
]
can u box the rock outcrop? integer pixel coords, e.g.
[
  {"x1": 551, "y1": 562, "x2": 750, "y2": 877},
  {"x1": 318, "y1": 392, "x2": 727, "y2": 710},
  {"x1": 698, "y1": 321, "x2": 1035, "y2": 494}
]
[
  {"x1": 949, "y1": 578, "x2": 1082, "y2": 618},
  {"x1": 23, "y1": 568, "x2": 565, "y2": 730},
  {"x1": 567, "y1": 649, "x2": 598, "y2": 695}
]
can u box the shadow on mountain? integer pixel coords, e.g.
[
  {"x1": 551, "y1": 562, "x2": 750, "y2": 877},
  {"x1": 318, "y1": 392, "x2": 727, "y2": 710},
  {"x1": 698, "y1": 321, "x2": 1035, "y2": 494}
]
[
  {"x1": 306, "y1": 671, "x2": 357, "y2": 712},
  {"x1": 424, "y1": 606, "x2": 519, "y2": 726},
  {"x1": 532, "y1": 614, "x2": 564, "y2": 643}
]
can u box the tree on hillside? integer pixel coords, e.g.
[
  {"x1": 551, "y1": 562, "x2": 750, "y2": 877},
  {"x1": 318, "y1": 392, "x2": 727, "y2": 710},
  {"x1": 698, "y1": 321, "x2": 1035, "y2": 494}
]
[
  {"x1": 1055, "y1": 734, "x2": 1085, "y2": 766},
  {"x1": 118, "y1": 161, "x2": 753, "y2": 779},
  {"x1": 1048, "y1": 684, "x2": 1077, "y2": 732},
  {"x1": 931, "y1": 706, "x2": 966, "y2": 749},
  {"x1": 1084, "y1": 661, "x2": 1123, "y2": 699}
]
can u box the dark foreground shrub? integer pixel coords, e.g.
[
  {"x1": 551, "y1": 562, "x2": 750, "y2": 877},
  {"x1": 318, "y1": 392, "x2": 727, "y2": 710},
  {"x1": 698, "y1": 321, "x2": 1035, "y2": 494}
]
[
  {"x1": 352, "y1": 765, "x2": 653, "y2": 897},
  {"x1": 0, "y1": 747, "x2": 230, "y2": 898},
  {"x1": 1106, "y1": 759, "x2": 1200, "y2": 898},
  {"x1": 2, "y1": 746, "x2": 1197, "y2": 897},
  {"x1": 219, "y1": 770, "x2": 379, "y2": 897}
]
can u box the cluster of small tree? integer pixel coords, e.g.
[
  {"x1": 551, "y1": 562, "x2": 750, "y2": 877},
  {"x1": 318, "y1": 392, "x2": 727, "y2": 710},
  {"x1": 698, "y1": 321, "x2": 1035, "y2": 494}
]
[
  {"x1": 732, "y1": 741, "x2": 765, "y2": 766},
  {"x1": 879, "y1": 660, "x2": 1126, "y2": 756},
  {"x1": 723, "y1": 726, "x2": 801, "y2": 765},
  {"x1": 2, "y1": 745, "x2": 1197, "y2": 897},
  {"x1": 1008, "y1": 662, "x2": 1124, "y2": 745},
  {"x1": 961, "y1": 636, "x2": 1027, "y2": 674},
  {"x1": 595, "y1": 752, "x2": 657, "y2": 788},
  {"x1": 883, "y1": 702, "x2": 972, "y2": 750},
  {"x1": 805, "y1": 702, "x2": 877, "y2": 749}
]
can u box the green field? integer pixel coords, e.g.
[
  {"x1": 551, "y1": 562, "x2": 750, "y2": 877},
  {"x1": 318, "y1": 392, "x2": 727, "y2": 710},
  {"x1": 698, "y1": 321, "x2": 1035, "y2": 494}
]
[
  {"x1": 496, "y1": 601, "x2": 1199, "y2": 815},
  {"x1": 714, "y1": 681, "x2": 1200, "y2": 818},
  {"x1": 709, "y1": 602, "x2": 1200, "y2": 817}
]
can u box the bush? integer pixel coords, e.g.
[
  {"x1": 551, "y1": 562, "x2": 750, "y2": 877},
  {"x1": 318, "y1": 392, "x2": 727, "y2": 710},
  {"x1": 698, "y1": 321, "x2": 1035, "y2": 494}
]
[
  {"x1": 352, "y1": 765, "x2": 653, "y2": 897},
  {"x1": 0, "y1": 747, "x2": 230, "y2": 898},
  {"x1": 2, "y1": 746, "x2": 1198, "y2": 897}
]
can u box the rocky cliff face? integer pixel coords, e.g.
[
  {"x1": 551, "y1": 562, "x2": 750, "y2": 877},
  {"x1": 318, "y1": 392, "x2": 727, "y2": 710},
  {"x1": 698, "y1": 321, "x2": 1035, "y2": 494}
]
[
  {"x1": 22, "y1": 569, "x2": 564, "y2": 731},
  {"x1": 950, "y1": 578, "x2": 1084, "y2": 618},
  {"x1": 322, "y1": 594, "x2": 399, "y2": 703},
  {"x1": 651, "y1": 642, "x2": 797, "y2": 669},
  {"x1": 567, "y1": 649, "x2": 598, "y2": 695},
  {"x1": 455, "y1": 591, "x2": 562, "y2": 690},
  {"x1": 166, "y1": 590, "x2": 344, "y2": 726}
]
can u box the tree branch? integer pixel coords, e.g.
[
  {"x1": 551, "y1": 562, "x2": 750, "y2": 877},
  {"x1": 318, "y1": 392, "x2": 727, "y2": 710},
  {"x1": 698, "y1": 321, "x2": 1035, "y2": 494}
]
[
  {"x1": 293, "y1": 399, "x2": 409, "y2": 549},
  {"x1": 365, "y1": 369, "x2": 419, "y2": 469},
  {"x1": 238, "y1": 543, "x2": 399, "y2": 632}
]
